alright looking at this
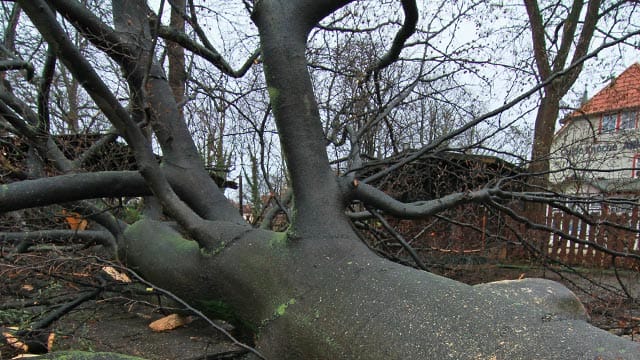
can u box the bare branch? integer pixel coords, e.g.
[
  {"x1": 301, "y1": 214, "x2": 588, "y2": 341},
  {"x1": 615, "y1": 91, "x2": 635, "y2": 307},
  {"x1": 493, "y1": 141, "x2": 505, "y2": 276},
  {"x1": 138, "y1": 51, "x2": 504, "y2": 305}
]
[
  {"x1": 157, "y1": 24, "x2": 260, "y2": 78},
  {"x1": 0, "y1": 59, "x2": 33, "y2": 80},
  {"x1": 366, "y1": 0, "x2": 418, "y2": 77},
  {"x1": 348, "y1": 180, "x2": 491, "y2": 220},
  {"x1": 37, "y1": 47, "x2": 56, "y2": 132},
  {"x1": 363, "y1": 28, "x2": 640, "y2": 184},
  {"x1": 366, "y1": 206, "x2": 429, "y2": 271},
  {"x1": 47, "y1": 0, "x2": 132, "y2": 62},
  {"x1": 488, "y1": 199, "x2": 640, "y2": 262}
]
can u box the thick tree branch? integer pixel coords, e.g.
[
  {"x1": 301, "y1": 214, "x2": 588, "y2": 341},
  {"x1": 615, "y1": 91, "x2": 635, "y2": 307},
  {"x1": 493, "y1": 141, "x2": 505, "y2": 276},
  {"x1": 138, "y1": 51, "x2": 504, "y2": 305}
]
[
  {"x1": 553, "y1": 0, "x2": 584, "y2": 75},
  {"x1": 0, "y1": 59, "x2": 33, "y2": 79},
  {"x1": 348, "y1": 180, "x2": 491, "y2": 220},
  {"x1": 37, "y1": 47, "x2": 56, "y2": 132},
  {"x1": 254, "y1": 0, "x2": 356, "y2": 237},
  {"x1": 524, "y1": 0, "x2": 552, "y2": 81},
  {"x1": 560, "y1": 0, "x2": 602, "y2": 94},
  {"x1": 110, "y1": 0, "x2": 244, "y2": 223},
  {"x1": 2, "y1": 3, "x2": 21, "y2": 52},
  {"x1": 0, "y1": 95, "x2": 40, "y2": 139},
  {"x1": 46, "y1": 0, "x2": 132, "y2": 63},
  {"x1": 0, "y1": 171, "x2": 150, "y2": 212}
]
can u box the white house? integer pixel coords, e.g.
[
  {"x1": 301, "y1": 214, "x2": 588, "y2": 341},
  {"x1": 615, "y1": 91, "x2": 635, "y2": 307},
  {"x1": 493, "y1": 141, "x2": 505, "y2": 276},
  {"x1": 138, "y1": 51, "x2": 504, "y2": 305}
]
[{"x1": 550, "y1": 62, "x2": 640, "y2": 206}]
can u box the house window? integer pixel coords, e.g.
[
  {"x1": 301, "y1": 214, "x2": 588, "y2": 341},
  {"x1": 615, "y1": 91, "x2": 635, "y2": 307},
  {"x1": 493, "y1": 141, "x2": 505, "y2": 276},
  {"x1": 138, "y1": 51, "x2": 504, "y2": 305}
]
[
  {"x1": 633, "y1": 154, "x2": 640, "y2": 178},
  {"x1": 619, "y1": 110, "x2": 637, "y2": 131},
  {"x1": 601, "y1": 113, "x2": 617, "y2": 133}
]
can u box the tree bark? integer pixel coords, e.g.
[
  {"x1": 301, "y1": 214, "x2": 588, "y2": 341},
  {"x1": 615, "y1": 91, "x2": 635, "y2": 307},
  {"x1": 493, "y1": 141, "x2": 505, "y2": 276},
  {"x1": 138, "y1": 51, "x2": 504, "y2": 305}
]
[
  {"x1": 253, "y1": 0, "x2": 355, "y2": 238},
  {"x1": 168, "y1": 0, "x2": 186, "y2": 110},
  {"x1": 525, "y1": 0, "x2": 601, "y2": 179},
  {"x1": 123, "y1": 219, "x2": 640, "y2": 359}
]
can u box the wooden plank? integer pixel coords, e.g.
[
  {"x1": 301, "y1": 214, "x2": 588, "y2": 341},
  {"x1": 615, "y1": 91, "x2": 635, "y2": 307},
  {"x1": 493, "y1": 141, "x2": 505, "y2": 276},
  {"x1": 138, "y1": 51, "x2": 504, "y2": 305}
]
[
  {"x1": 567, "y1": 217, "x2": 584, "y2": 265},
  {"x1": 585, "y1": 221, "x2": 597, "y2": 266},
  {"x1": 550, "y1": 213, "x2": 563, "y2": 262},
  {"x1": 558, "y1": 214, "x2": 571, "y2": 263}
]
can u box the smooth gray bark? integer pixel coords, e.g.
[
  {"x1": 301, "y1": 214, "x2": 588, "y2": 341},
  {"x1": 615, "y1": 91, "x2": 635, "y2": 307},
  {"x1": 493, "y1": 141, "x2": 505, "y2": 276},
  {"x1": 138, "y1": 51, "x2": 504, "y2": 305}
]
[{"x1": 124, "y1": 219, "x2": 640, "y2": 359}]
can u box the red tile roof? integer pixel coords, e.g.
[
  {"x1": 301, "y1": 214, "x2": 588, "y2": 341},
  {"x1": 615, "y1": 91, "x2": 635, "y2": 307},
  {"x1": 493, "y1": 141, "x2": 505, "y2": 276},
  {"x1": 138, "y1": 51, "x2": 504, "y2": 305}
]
[{"x1": 568, "y1": 62, "x2": 640, "y2": 119}]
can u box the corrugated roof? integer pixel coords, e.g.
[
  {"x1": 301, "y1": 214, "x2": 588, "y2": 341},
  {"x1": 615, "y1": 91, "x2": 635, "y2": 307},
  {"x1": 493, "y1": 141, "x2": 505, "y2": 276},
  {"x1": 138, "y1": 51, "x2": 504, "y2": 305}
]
[{"x1": 568, "y1": 62, "x2": 640, "y2": 119}]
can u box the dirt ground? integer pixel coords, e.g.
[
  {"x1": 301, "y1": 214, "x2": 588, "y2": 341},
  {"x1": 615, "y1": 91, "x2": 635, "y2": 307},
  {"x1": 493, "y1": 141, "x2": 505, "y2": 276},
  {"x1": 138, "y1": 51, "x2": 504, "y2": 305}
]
[{"x1": 1, "y1": 249, "x2": 639, "y2": 359}]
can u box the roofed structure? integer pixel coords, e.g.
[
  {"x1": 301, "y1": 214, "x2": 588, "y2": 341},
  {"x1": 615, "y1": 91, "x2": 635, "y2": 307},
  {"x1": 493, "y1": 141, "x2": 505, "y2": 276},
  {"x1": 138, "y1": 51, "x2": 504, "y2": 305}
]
[
  {"x1": 563, "y1": 63, "x2": 640, "y2": 123},
  {"x1": 551, "y1": 62, "x2": 640, "y2": 202}
]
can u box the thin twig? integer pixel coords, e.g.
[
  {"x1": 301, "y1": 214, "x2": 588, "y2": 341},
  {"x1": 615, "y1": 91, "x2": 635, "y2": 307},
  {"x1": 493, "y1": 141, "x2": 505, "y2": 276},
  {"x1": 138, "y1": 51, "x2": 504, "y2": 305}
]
[{"x1": 366, "y1": 206, "x2": 429, "y2": 271}]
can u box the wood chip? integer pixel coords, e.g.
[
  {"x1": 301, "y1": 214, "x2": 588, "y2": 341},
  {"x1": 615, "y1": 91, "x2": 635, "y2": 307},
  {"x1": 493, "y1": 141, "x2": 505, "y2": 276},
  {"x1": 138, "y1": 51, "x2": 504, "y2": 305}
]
[{"x1": 148, "y1": 314, "x2": 191, "y2": 332}]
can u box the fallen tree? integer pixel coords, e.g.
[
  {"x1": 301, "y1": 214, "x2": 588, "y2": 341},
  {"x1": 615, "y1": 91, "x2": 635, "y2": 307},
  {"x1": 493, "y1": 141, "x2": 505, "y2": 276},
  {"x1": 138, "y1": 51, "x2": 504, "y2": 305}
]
[{"x1": 1, "y1": 0, "x2": 639, "y2": 358}]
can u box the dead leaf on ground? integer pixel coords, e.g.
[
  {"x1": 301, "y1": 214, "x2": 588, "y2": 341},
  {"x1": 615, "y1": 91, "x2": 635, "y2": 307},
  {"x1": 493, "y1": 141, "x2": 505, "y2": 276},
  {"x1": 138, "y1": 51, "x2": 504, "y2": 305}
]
[
  {"x1": 148, "y1": 314, "x2": 191, "y2": 332},
  {"x1": 47, "y1": 332, "x2": 55, "y2": 351},
  {"x1": 61, "y1": 210, "x2": 88, "y2": 231},
  {"x1": 2, "y1": 330, "x2": 28, "y2": 352},
  {"x1": 2, "y1": 329, "x2": 55, "y2": 355},
  {"x1": 101, "y1": 266, "x2": 131, "y2": 283}
]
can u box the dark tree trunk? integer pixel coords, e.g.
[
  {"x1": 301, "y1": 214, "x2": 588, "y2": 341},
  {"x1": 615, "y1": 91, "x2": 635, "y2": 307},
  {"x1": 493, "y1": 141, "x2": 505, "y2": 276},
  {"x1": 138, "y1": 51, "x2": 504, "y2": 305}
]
[
  {"x1": 123, "y1": 219, "x2": 640, "y2": 359},
  {"x1": 11, "y1": 0, "x2": 640, "y2": 359}
]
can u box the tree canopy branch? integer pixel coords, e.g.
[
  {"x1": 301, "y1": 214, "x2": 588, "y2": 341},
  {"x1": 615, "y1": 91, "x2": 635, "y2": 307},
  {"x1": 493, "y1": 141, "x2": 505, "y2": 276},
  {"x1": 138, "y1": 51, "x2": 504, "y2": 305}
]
[
  {"x1": 366, "y1": 0, "x2": 418, "y2": 78},
  {"x1": 156, "y1": 25, "x2": 260, "y2": 78}
]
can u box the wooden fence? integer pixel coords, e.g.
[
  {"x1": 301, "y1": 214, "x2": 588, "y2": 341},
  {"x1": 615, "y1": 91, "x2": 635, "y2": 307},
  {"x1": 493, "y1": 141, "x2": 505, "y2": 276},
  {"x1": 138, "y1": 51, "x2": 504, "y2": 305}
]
[
  {"x1": 540, "y1": 211, "x2": 640, "y2": 269},
  {"x1": 381, "y1": 205, "x2": 640, "y2": 270}
]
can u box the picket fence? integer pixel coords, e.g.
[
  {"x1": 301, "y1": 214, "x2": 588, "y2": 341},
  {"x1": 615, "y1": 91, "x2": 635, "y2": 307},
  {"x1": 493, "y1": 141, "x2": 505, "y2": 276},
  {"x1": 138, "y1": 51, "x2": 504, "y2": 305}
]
[
  {"x1": 385, "y1": 206, "x2": 640, "y2": 270},
  {"x1": 535, "y1": 210, "x2": 640, "y2": 269}
]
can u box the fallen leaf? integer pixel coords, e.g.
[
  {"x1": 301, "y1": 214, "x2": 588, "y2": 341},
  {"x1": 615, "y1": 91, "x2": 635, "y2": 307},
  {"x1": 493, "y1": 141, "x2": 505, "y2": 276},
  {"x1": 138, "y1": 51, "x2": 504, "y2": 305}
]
[
  {"x1": 101, "y1": 266, "x2": 131, "y2": 283},
  {"x1": 21, "y1": 284, "x2": 34, "y2": 291},
  {"x1": 47, "y1": 332, "x2": 55, "y2": 351},
  {"x1": 148, "y1": 314, "x2": 191, "y2": 332},
  {"x1": 61, "y1": 210, "x2": 88, "y2": 231},
  {"x1": 2, "y1": 331, "x2": 28, "y2": 352}
]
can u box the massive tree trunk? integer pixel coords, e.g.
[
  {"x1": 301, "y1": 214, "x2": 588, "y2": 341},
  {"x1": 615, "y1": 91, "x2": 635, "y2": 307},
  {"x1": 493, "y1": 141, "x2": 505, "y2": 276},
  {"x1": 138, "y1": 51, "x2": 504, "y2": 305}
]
[
  {"x1": 124, "y1": 219, "x2": 640, "y2": 359},
  {"x1": 9, "y1": 0, "x2": 640, "y2": 359}
]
